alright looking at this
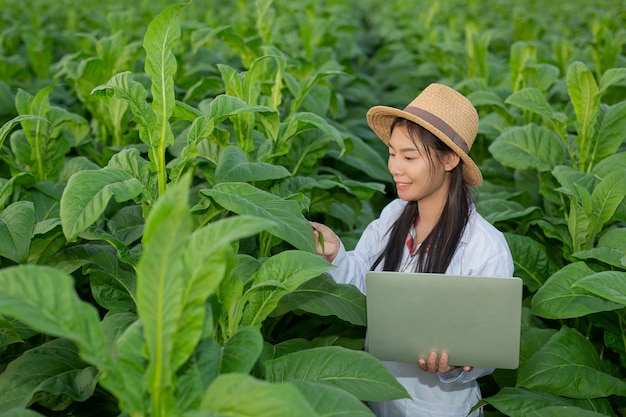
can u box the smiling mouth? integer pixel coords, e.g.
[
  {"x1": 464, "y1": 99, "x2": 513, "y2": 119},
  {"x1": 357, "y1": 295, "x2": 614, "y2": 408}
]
[{"x1": 396, "y1": 182, "x2": 412, "y2": 187}]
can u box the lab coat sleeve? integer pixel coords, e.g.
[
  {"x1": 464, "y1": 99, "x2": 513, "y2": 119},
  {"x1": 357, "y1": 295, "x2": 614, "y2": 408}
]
[
  {"x1": 438, "y1": 366, "x2": 495, "y2": 384},
  {"x1": 324, "y1": 224, "x2": 380, "y2": 294},
  {"x1": 324, "y1": 199, "x2": 404, "y2": 294}
]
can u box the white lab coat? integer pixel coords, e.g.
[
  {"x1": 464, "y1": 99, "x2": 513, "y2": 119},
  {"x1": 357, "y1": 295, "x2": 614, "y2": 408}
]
[{"x1": 327, "y1": 199, "x2": 514, "y2": 417}]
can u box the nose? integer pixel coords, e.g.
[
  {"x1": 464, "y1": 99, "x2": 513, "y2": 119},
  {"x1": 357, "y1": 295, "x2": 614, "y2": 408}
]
[{"x1": 388, "y1": 156, "x2": 403, "y2": 176}]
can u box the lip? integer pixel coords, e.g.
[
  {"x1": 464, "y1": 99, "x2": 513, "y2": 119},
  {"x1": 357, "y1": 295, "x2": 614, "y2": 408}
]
[{"x1": 395, "y1": 182, "x2": 412, "y2": 191}]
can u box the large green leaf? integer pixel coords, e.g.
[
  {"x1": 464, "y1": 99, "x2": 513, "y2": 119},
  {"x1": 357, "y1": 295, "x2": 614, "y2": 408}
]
[
  {"x1": 477, "y1": 199, "x2": 540, "y2": 224},
  {"x1": 552, "y1": 166, "x2": 597, "y2": 200},
  {"x1": 551, "y1": 166, "x2": 597, "y2": 251},
  {"x1": 593, "y1": 152, "x2": 626, "y2": 179},
  {"x1": 281, "y1": 111, "x2": 346, "y2": 155},
  {"x1": 58, "y1": 156, "x2": 100, "y2": 183},
  {"x1": 144, "y1": 2, "x2": 186, "y2": 146},
  {"x1": 14, "y1": 86, "x2": 53, "y2": 145},
  {"x1": 598, "y1": 67, "x2": 626, "y2": 94},
  {"x1": 0, "y1": 265, "x2": 110, "y2": 371},
  {"x1": 144, "y1": 1, "x2": 188, "y2": 195},
  {"x1": 509, "y1": 41, "x2": 538, "y2": 92},
  {"x1": 0, "y1": 338, "x2": 98, "y2": 411},
  {"x1": 518, "y1": 326, "x2": 556, "y2": 369},
  {"x1": 91, "y1": 72, "x2": 155, "y2": 145},
  {"x1": 107, "y1": 148, "x2": 157, "y2": 199},
  {"x1": 485, "y1": 387, "x2": 613, "y2": 417},
  {"x1": 79, "y1": 227, "x2": 138, "y2": 266},
  {"x1": 201, "y1": 182, "x2": 316, "y2": 252},
  {"x1": 109, "y1": 320, "x2": 149, "y2": 414},
  {"x1": 467, "y1": 89, "x2": 506, "y2": 109},
  {"x1": 505, "y1": 87, "x2": 556, "y2": 120},
  {"x1": 532, "y1": 262, "x2": 623, "y2": 319},
  {"x1": 106, "y1": 205, "x2": 145, "y2": 246},
  {"x1": 175, "y1": 337, "x2": 221, "y2": 412},
  {"x1": 572, "y1": 227, "x2": 626, "y2": 268},
  {"x1": 589, "y1": 170, "x2": 626, "y2": 236},
  {"x1": 240, "y1": 250, "x2": 334, "y2": 327},
  {"x1": 504, "y1": 233, "x2": 558, "y2": 292},
  {"x1": 489, "y1": 124, "x2": 566, "y2": 172},
  {"x1": 174, "y1": 215, "x2": 274, "y2": 370},
  {"x1": 63, "y1": 243, "x2": 137, "y2": 312},
  {"x1": 215, "y1": 146, "x2": 290, "y2": 183},
  {"x1": 220, "y1": 326, "x2": 263, "y2": 374},
  {"x1": 0, "y1": 114, "x2": 46, "y2": 149},
  {"x1": 274, "y1": 274, "x2": 366, "y2": 326},
  {"x1": 529, "y1": 63, "x2": 561, "y2": 93},
  {"x1": 136, "y1": 173, "x2": 192, "y2": 408},
  {"x1": 487, "y1": 387, "x2": 570, "y2": 416},
  {"x1": 0, "y1": 201, "x2": 35, "y2": 263},
  {"x1": 517, "y1": 326, "x2": 626, "y2": 398},
  {"x1": 0, "y1": 173, "x2": 35, "y2": 211},
  {"x1": 0, "y1": 316, "x2": 24, "y2": 347},
  {"x1": 526, "y1": 407, "x2": 612, "y2": 417},
  {"x1": 292, "y1": 380, "x2": 375, "y2": 417},
  {"x1": 187, "y1": 95, "x2": 278, "y2": 145},
  {"x1": 599, "y1": 309, "x2": 626, "y2": 366},
  {"x1": 100, "y1": 311, "x2": 138, "y2": 354},
  {"x1": 60, "y1": 167, "x2": 146, "y2": 241},
  {"x1": 172, "y1": 245, "x2": 228, "y2": 371},
  {"x1": 566, "y1": 61, "x2": 600, "y2": 171},
  {"x1": 591, "y1": 101, "x2": 626, "y2": 165},
  {"x1": 287, "y1": 69, "x2": 345, "y2": 116},
  {"x1": 199, "y1": 373, "x2": 319, "y2": 417},
  {"x1": 572, "y1": 271, "x2": 626, "y2": 305},
  {"x1": 264, "y1": 346, "x2": 410, "y2": 402},
  {"x1": 0, "y1": 410, "x2": 45, "y2": 417}
]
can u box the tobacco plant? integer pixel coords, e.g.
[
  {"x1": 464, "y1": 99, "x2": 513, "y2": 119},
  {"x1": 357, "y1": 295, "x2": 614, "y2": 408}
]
[
  {"x1": 1, "y1": 0, "x2": 625, "y2": 416},
  {"x1": 470, "y1": 54, "x2": 626, "y2": 416},
  {"x1": 0, "y1": 3, "x2": 404, "y2": 416}
]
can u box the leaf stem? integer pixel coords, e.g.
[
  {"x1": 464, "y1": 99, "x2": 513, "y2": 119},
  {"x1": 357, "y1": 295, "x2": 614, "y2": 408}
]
[
  {"x1": 157, "y1": 141, "x2": 167, "y2": 197},
  {"x1": 35, "y1": 118, "x2": 46, "y2": 181},
  {"x1": 619, "y1": 311, "x2": 626, "y2": 359}
]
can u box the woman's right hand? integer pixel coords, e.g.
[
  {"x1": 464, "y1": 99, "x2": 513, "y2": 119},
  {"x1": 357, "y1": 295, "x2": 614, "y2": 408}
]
[
  {"x1": 418, "y1": 352, "x2": 473, "y2": 374},
  {"x1": 310, "y1": 221, "x2": 340, "y2": 262}
]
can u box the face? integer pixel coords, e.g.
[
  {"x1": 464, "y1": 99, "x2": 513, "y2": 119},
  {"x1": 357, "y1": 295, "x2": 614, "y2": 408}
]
[{"x1": 387, "y1": 124, "x2": 459, "y2": 205}]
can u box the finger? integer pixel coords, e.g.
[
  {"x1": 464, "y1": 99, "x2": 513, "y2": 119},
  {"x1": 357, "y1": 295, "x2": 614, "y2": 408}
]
[
  {"x1": 309, "y1": 222, "x2": 325, "y2": 255},
  {"x1": 437, "y1": 352, "x2": 448, "y2": 372},
  {"x1": 439, "y1": 352, "x2": 456, "y2": 372},
  {"x1": 418, "y1": 358, "x2": 427, "y2": 371},
  {"x1": 438, "y1": 352, "x2": 449, "y2": 371},
  {"x1": 427, "y1": 351, "x2": 438, "y2": 372},
  {"x1": 310, "y1": 221, "x2": 324, "y2": 232}
]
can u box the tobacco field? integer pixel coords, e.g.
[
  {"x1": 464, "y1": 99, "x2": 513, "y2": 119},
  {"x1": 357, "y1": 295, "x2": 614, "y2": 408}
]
[{"x1": 0, "y1": 0, "x2": 625, "y2": 416}]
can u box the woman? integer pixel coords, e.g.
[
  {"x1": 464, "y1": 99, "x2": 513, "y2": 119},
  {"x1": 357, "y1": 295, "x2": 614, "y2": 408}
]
[{"x1": 311, "y1": 83, "x2": 514, "y2": 417}]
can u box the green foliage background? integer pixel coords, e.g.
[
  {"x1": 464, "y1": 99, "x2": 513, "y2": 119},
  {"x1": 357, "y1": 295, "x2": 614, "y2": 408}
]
[{"x1": 0, "y1": 0, "x2": 625, "y2": 416}]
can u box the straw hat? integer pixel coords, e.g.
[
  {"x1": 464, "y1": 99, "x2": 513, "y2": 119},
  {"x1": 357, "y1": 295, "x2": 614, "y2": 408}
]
[{"x1": 366, "y1": 83, "x2": 482, "y2": 187}]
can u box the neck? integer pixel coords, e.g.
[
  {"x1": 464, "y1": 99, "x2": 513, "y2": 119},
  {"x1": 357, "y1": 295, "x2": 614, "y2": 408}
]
[{"x1": 414, "y1": 182, "x2": 450, "y2": 242}]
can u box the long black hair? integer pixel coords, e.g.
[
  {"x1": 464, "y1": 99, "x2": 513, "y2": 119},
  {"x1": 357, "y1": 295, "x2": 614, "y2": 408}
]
[{"x1": 371, "y1": 118, "x2": 472, "y2": 273}]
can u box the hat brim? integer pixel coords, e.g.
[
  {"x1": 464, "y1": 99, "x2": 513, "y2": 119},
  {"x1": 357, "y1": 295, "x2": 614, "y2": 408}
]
[{"x1": 366, "y1": 105, "x2": 483, "y2": 187}]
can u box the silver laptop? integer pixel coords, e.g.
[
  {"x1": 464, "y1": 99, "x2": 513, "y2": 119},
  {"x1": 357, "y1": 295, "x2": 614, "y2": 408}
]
[{"x1": 365, "y1": 271, "x2": 523, "y2": 369}]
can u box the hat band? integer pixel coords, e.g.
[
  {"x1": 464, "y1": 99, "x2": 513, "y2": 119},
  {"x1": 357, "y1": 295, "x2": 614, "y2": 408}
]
[{"x1": 403, "y1": 106, "x2": 469, "y2": 154}]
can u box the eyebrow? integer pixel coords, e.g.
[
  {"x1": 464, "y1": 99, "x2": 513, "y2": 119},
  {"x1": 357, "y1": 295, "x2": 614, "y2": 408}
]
[{"x1": 388, "y1": 145, "x2": 419, "y2": 152}]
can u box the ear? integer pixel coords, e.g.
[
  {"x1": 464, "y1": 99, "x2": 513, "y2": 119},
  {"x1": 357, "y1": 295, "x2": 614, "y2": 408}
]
[{"x1": 443, "y1": 152, "x2": 461, "y2": 172}]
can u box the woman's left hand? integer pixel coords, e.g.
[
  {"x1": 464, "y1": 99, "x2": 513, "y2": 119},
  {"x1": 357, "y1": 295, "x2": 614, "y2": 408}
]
[{"x1": 418, "y1": 352, "x2": 473, "y2": 373}]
